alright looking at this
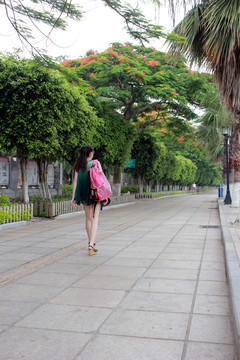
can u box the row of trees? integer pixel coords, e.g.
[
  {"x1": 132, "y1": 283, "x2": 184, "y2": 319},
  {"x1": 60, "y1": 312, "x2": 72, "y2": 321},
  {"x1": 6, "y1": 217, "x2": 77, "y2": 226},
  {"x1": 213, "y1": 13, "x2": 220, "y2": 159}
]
[
  {"x1": 129, "y1": 133, "x2": 197, "y2": 187},
  {"x1": 0, "y1": 44, "x2": 222, "y2": 202},
  {"x1": 63, "y1": 43, "x2": 221, "y2": 188},
  {"x1": 0, "y1": 55, "x2": 136, "y2": 202},
  {"x1": 0, "y1": 57, "x2": 98, "y2": 202},
  {"x1": 2, "y1": 0, "x2": 240, "y2": 209}
]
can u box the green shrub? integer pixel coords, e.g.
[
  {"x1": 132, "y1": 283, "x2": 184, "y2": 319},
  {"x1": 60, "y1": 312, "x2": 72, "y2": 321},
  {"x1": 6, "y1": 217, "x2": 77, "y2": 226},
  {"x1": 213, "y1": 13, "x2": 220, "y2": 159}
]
[
  {"x1": 30, "y1": 195, "x2": 51, "y2": 204},
  {"x1": 62, "y1": 184, "x2": 73, "y2": 196},
  {"x1": 0, "y1": 210, "x2": 12, "y2": 224},
  {"x1": 10, "y1": 195, "x2": 24, "y2": 204},
  {"x1": 52, "y1": 195, "x2": 72, "y2": 202},
  {"x1": 121, "y1": 185, "x2": 139, "y2": 194},
  {"x1": 0, "y1": 194, "x2": 11, "y2": 206},
  {"x1": 0, "y1": 208, "x2": 32, "y2": 224}
]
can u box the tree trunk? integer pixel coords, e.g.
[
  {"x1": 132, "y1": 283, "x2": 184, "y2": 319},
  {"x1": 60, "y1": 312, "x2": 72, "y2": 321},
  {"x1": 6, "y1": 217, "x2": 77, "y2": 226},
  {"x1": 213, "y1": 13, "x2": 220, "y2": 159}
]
[
  {"x1": 146, "y1": 181, "x2": 152, "y2": 193},
  {"x1": 138, "y1": 175, "x2": 143, "y2": 196},
  {"x1": 112, "y1": 167, "x2": 122, "y2": 196},
  {"x1": 37, "y1": 159, "x2": 46, "y2": 198},
  {"x1": 20, "y1": 157, "x2": 29, "y2": 203},
  {"x1": 146, "y1": 182, "x2": 149, "y2": 193},
  {"x1": 229, "y1": 122, "x2": 240, "y2": 208},
  {"x1": 43, "y1": 160, "x2": 51, "y2": 201},
  {"x1": 149, "y1": 181, "x2": 153, "y2": 192}
]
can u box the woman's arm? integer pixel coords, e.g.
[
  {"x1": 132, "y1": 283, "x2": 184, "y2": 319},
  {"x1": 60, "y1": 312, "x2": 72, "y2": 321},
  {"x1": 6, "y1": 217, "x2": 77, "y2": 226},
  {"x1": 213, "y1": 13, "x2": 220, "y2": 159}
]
[
  {"x1": 97, "y1": 160, "x2": 103, "y2": 171},
  {"x1": 71, "y1": 171, "x2": 78, "y2": 206}
]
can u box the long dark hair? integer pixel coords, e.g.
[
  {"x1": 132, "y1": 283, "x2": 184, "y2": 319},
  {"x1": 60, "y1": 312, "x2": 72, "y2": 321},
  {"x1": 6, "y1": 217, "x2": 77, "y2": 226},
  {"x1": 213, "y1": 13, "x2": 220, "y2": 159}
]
[{"x1": 73, "y1": 145, "x2": 94, "y2": 172}]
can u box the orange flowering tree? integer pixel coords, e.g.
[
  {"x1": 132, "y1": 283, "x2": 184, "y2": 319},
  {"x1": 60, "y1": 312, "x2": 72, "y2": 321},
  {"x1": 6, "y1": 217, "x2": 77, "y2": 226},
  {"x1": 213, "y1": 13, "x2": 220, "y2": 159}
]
[
  {"x1": 61, "y1": 43, "x2": 216, "y2": 188},
  {"x1": 61, "y1": 43, "x2": 210, "y2": 125}
]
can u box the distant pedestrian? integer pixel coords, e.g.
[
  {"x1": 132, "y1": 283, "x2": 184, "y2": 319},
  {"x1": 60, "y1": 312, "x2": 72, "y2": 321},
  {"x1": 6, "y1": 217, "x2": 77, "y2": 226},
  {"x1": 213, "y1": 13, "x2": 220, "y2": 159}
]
[
  {"x1": 192, "y1": 182, "x2": 197, "y2": 192},
  {"x1": 71, "y1": 145, "x2": 106, "y2": 256}
]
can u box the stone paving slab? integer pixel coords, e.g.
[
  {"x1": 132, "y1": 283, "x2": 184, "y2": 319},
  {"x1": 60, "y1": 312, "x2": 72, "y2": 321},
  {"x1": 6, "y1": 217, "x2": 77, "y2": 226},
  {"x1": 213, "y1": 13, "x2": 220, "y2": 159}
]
[
  {"x1": 0, "y1": 327, "x2": 91, "y2": 360},
  {"x1": 189, "y1": 314, "x2": 234, "y2": 344},
  {"x1": 50, "y1": 287, "x2": 126, "y2": 308},
  {"x1": 99, "y1": 309, "x2": 190, "y2": 340},
  {"x1": 72, "y1": 274, "x2": 136, "y2": 291},
  {"x1": 144, "y1": 267, "x2": 199, "y2": 280},
  {"x1": 0, "y1": 283, "x2": 65, "y2": 303},
  {"x1": 0, "y1": 192, "x2": 237, "y2": 360},
  {"x1": 152, "y1": 259, "x2": 201, "y2": 269},
  {"x1": 15, "y1": 271, "x2": 81, "y2": 287},
  {"x1": 120, "y1": 291, "x2": 193, "y2": 313},
  {"x1": 184, "y1": 342, "x2": 236, "y2": 360},
  {"x1": 193, "y1": 294, "x2": 230, "y2": 315},
  {"x1": 16, "y1": 303, "x2": 112, "y2": 332},
  {"x1": 197, "y1": 280, "x2": 229, "y2": 296},
  {"x1": 218, "y1": 200, "x2": 240, "y2": 359},
  {"x1": 133, "y1": 277, "x2": 196, "y2": 294},
  {"x1": 0, "y1": 300, "x2": 40, "y2": 326},
  {"x1": 78, "y1": 334, "x2": 184, "y2": 360}
]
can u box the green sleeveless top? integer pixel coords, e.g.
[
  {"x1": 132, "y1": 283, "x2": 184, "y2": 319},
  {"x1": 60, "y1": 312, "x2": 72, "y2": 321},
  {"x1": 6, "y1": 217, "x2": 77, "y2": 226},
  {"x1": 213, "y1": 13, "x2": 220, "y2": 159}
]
[{"x1": 74, "y1": 160, "x2": 95, "y2": 205}]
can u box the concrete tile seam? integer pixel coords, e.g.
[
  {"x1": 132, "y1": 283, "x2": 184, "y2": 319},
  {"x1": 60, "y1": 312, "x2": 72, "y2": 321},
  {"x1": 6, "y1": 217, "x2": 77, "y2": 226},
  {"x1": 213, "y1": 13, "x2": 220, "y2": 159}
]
[
  {"x1": 0, "y1": 209, "x2": 164, "y2": 287},
  {"x1": 72, "y1": 204, "x2": 195, "y2": 359},
  {"x1": 219, "y1": 200, "x2": 240, "y2": 359},
  {"x1": 93, "y1": 332, "x2": 186, "y2": 342},
  {"x1": 37, "y1": 205, "x2": 189, "y2": 324},
  {"x1": 75, "y1": 200, "x2": 213, "y2": 360},
  {"x1": 179, "y1": 202, "x2": 225, "y2": 360},
  {"x1": 0, "y1": 241, "x2": 86, "y2": 287},
  {"x1": 0, "y1": 195, "x2": 236, "y2": 360},
  {"x1": 11, "y1": 324, "x2": 95, "y2": 335},
  {"x1": 96, "y1": 332, "x2": 234, "y2": 346}
]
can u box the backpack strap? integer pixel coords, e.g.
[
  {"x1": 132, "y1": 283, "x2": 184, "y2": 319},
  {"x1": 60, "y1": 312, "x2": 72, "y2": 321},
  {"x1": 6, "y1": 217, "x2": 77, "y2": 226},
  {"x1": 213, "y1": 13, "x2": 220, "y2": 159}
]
[{"x1": 92, "y1": 159, "x2": 98, "y2": 168}]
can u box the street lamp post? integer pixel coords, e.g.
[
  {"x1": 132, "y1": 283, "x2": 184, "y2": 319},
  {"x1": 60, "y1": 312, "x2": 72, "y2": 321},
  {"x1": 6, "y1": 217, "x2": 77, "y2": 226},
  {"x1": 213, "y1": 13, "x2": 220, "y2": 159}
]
[{"x1": 222, "y1": 126, "x2": 232, "y2": 205}]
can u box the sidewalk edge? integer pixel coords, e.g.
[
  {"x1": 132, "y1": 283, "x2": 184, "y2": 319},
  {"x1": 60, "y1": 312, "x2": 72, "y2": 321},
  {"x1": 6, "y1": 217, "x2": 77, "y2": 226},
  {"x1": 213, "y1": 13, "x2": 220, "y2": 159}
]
[
  {"x1": 0, "y1": 201, "x2": 137, "y2": 230},
  {"x1": 218, "y1": 199, "x2": 240, "y2": 359},
  {"x1": 56, "y1": 201, "x2": 136, "y2": 219},
  {"x1": 0, "y1": 220, "x2": 29, "y2": 231}
]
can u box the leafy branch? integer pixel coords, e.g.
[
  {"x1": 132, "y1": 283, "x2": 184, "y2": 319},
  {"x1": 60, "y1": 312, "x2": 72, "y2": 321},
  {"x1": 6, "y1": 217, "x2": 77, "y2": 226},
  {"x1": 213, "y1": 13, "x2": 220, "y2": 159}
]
[{"x1": 102, "y1": 0, "x2": 165, "y2": 45}]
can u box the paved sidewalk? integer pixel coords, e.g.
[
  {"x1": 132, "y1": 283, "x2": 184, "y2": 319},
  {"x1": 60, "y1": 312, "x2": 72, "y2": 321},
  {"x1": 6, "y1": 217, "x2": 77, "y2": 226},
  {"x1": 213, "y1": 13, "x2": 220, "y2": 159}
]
[
  {"x1": 218, "y1": 200, "x2": 240, "y2": 360},
  {"x1": 0, "y1": 192, "x2": 237, "y2": 360},
  {"x1": 219, "y1": 201, "x2": 240, "y2": 264}
]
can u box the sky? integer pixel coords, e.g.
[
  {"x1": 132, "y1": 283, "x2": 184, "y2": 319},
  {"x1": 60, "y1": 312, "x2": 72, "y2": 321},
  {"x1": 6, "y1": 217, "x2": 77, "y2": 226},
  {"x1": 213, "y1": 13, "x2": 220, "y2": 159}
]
[{"x1": 0, "y1": 0, "x2": 187, "y2": 60}]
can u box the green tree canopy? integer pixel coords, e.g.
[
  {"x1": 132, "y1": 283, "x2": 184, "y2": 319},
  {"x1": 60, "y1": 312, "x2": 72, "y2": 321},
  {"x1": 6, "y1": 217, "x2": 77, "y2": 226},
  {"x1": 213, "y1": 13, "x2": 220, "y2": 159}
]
[
  {"x1": 0, "y1": 56, "x2": 99, "y2": 201},
  {"x1": 129, "y1": 133, "x2": 167, "y2": 183},
  {"x1": 94, "y1": 104, "x2": 137, "y2": 173},
  {"x1": 128, "y1": 132, "x2": 198, "y2": 186},
  {"x1": 61, "y1": 43, "x2": 209, "y2": 124}
]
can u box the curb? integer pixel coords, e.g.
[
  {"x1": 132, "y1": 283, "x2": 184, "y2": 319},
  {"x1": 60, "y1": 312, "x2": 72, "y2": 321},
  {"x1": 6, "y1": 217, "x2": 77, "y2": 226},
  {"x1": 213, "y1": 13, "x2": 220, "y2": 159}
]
[
  {"x1": 0, "y1": 202, "x2": 137, "y2": 229},
  {"x1": 56, "y1": 201, "x2": 136, "y2": 219},
  {"x1": 218, "y1": 200, "x2": 240, "y2": 358},
  {"x1": 153, "y1": 193, "x2": 188, "y2": 200},
  {"x1": 0, "y1": 220, "x2": 29, "y2": 231}
]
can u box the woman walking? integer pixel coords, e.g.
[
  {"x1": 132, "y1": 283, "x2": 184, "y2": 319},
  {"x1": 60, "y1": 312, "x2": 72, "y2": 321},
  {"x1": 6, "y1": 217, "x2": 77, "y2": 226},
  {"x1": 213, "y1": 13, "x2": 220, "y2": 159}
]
[{"x1": 71, "y1": 145, "x2": 103, "y2": 256}]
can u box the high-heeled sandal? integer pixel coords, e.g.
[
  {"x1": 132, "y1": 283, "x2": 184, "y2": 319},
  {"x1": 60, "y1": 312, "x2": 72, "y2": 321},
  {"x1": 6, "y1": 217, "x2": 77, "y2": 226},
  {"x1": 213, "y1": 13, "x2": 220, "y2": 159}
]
[
  {"x1": 88, "y1": 242, "x2": 98, "y2": 252},
  {"x1": 88, "y1": 245, "x2": 97, "y2": 256}
]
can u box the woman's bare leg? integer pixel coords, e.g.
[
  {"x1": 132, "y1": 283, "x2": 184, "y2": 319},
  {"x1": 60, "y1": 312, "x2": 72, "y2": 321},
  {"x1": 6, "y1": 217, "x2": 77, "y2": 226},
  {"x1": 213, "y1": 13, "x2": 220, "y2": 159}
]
[
  {"x1": 83, "y1": 203, "x2": 100, "y2": 247},
  {"x1": 83, "y1": 204, "x2": 92, "y2": 241},
  {"x1": 89, "y1": 203, "x2": 100, "y2": 246}
]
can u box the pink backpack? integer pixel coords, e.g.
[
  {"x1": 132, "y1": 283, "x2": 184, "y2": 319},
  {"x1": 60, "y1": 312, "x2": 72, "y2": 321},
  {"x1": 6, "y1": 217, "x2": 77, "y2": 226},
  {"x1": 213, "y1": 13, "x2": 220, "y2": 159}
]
[{"x1": 88, "y1": 160, "x2": 112, "y2": 201}]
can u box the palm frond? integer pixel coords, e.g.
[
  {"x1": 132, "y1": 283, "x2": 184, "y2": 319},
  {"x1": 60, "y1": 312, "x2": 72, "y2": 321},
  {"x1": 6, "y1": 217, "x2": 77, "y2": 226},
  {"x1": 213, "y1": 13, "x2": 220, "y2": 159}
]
[
  {"x1": 168, "y1": 0, "x2": 240, "y2": 115},
  {"x1": 164, "y1": 0, "x2": 204, "y2": 25},
  {"x1": 197, "y1": 84, "x2": 232, "y2": 161},
  {"x1": 168, "y1": 2, "x2": 210, "y2": 67},
  {"x1": 203, "y1": 0, "x2": 240, "y2": 113}
]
